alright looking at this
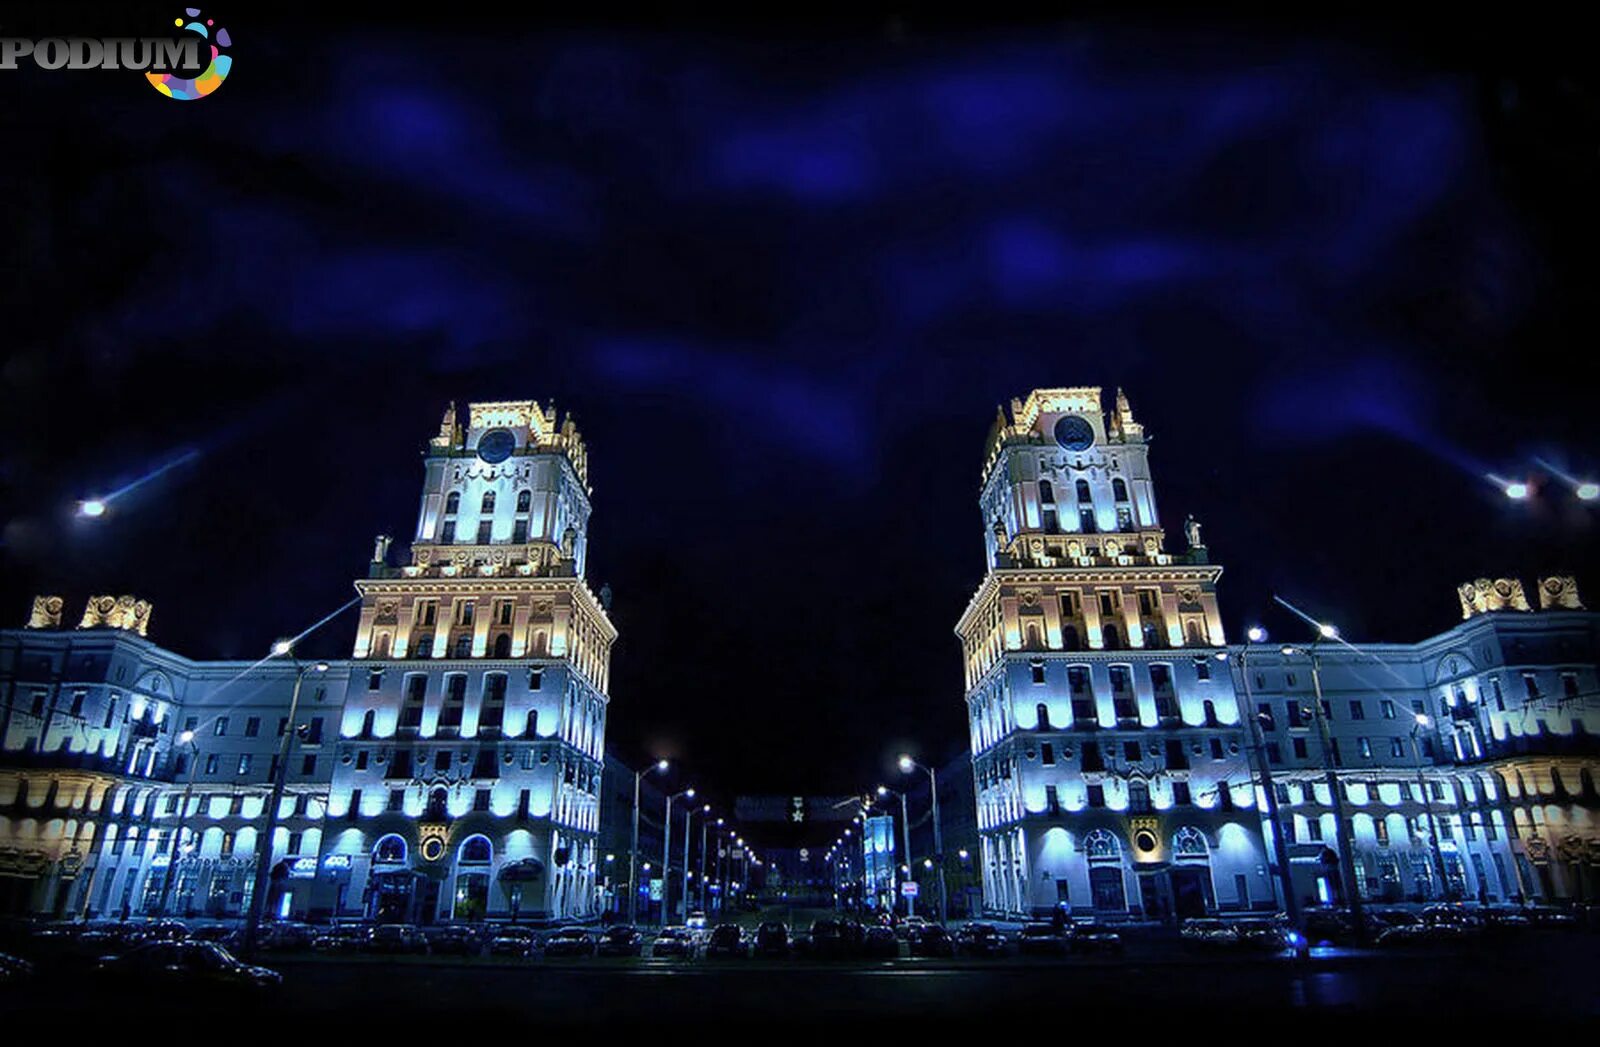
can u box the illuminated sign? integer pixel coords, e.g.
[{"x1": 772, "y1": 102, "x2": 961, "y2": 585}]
[
  {"x1": 290, "y1": 857, "x2": 318, "y2": 879},
  {"x1": 322, "y1": 854, "x2": 352, "y2": 871}
]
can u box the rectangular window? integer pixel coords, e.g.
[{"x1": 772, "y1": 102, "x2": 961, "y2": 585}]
[
  {"x1": 1087, "y1": 784, "x2": 1105, "y2": 808},
  {"x1": 1123, "y1": 741, "x2": 1141, "y2": 762},
  {"x1": 476, "y1": 518, "x2": 493, "y2": 544},
  {"x1": 1045, "y1": 785, "x2": 1060, "y2": 814},
  {"x1": 213, "y1": 717, "x2": 229, "y2": 737},
  {"x1": 1380, "y1": 699, "x2": 1395, "y2": 720},
  {"x1": 245, "y1": 716, "x2": 260, "y2": 737},
  {"x1": 300, "y1": 754, "x2": 316, "y2": 775},
  {"x1": 1030, "y1": 661, "x2": 1045, "y2": 685},
  {"x1": 1265, "y1": 742, "x2": 1282, "y2": 765},
  {"x1": 1257, "y1": 702, "x2": 1275, "y2": 731},
  {"x1": 348, "y1": 788, "x2": 363, "y2": 817},
  {"x1": 183, "y1": 716, "x2": 198, "y2": 734},
  {"x1": 238, "y1": 754, "x2": 252, "y2": 775},
  {"x1": 1041, "y1": 743, "x2": 1055, "y2": 766},
  {"x1": 1390, "y1": 738, "x2": 1405, "y2": 758},
  {"x1": 388, "y1": 789, "x2": 404, "y2": 812},
  {"x1": 474, "y1": 788, "x2": 491, "y2": 812},
  {"x1": 1357, "y1": 737, "x2": 1372, "y2": 759},
  {"x1": 1349, "y1": 700, "x2": 1365, "y2": 720},
  {"x1": 1292, "y1": 737, "x2": 1308, "y2": 759},
  {"x1": 204, "y1": 753, "x2": 219, "y2": 774},
  {"x1": 368, "y1": 670, "x2": 382, "y2": 691},
  {"x1": 436, "y1": 750, "x2": 452, "y2": 772},
  {"x1": 356, "y1": 750, "x2": 369, "y2": 770},
  {"x1": 1173, "y1": 781, "x2": 1192, "y2": 805}
]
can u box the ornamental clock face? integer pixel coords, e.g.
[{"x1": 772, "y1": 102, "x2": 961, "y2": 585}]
[
  {"x1": 1052, "y1": 415, "x2": 1095, "y2": 451},
  {"x1": 476, "y1": 428, "x2": 516, "y2": 464}
]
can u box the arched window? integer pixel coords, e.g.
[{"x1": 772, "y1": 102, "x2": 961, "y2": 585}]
[
  {"x1": 532, "y1": 631, "x2": 548, "y2": 655},
  {"x1": 524, "y1": 709, "x2": 539, "y2": 738},
  {"x1": 480, "y1": 491, "x2": 496, "y2": 513},
  {"x1": 516, "y1": 490, "x2": 532, "y2": 513},
  {"x1": 360, "y1": 710, "x2": 376, "y2": 738},
  {"x1": 1202, "y1": 699, "x2": 1219, "y2": 727},
  {"x1": 453, "y1": 635, "x2": 473, "y2": 659},
  {"x1": 1026, "y1": 622, "x2": 1042, "y2": 650},
  {"x1": 1062, "y1": 625, "x2": 1082, "y2": 651},
  {"x1": 373, "y1": 632, "x2": 391, "y2": 658},
  {"x1": 1039, "y1": 480, "x2": 1055, "y2": 503},
  {"x1": 459, "y1": 835, "x2": 492, "y2": 864},
  {"x1": 444, "y1": 491, "x2": 460, "y2": 514},
  {"x1": 374, "y1": 834, "x2": 407, "y2": 864},
  {"x1": 1076, "y1": 479, "x2": 1092, "y2": 503},
  {"x1": 1084, "y1": 829, "x2": 1120, "y2": 860},
  {"x1": 1127, "y1": 780, "x2": 1151, "y2": 813},
  {"x1": 413, "y1": 633, "x2": 434, "y2": 659},
  {"x1": 1036, "y1": 703, "x2": 1051, "y2": 730},
  {"x1": 1112, "y1": 478, "x2": 1129, "y2": 502},
  {"x1": 1173, "y1": 827, "x2": 1208, "y2": 858},
  {"x1": 492, "y1": 634, "x2": 512, "y2": 659},
  {"x1": 1187, "y1": 621, "x2": 1206, "y2": 646},
  {"x1": 1102, "y1": 624, "x2": 1122, "y2": 651}
]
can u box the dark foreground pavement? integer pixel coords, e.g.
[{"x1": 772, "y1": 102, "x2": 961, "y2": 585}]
[{"x1": 4, "y1": 933, "x2": 1595, "y2": 1033}]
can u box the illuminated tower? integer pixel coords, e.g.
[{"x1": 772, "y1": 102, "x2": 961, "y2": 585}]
[
  {"x1": 336, "y1": 400, "x2": 614, "y2": 922},
  {"x1": 956, "y1": 388, "x2": 1267, "y2": 919}
]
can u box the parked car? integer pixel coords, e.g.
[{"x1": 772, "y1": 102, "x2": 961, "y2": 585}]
[
  {"x1": 426, "y1": 925, "x2": 484, "y2": 956},
  {"x1": 597, "y1": 925, "x2": 643, "y2": 957},
  {"x1": 1017, "y1": 922, "x2": 1070, "y2": 956},
  {"x1": 311, "y1": 925, "x2": 366, "y2": 954},
  {"x1": 1301, "y1": 909, "x2": 1357, "y2": 946},
  {"x1": 257, "y1": 922, "x2": 316, "y2": 952},
  {"x1": 488, "y1": 926, "x2": 538, "y2": 958},
  {"x1": 1180, "y1": 918, "x2": 1238, "y2": 949},
  {"x1": 1067, "y1": 920, "x2": 1123, "y2": 955},
  {"x1": 0, "y1": 951, "x2": 35, "y2": 986},
  {"x1": 139, "y1": 919, "x2": 191, "y2": 942},
  {"x1": 753, "y1": 921, "x2": 789, "y2": 958},
  {"x1": 705, "y1": 923, "x2": 747, "y2": 959},
  {"x1": 192, "y1": 925, "x2": 241, "y2": 945},
  {"x1": 542, "y1": 927, "x2": 596, "y2": 958},
  {"x1": 94, "y1": 941, "x2": 281, "y2": 993},
  {"x1": 862, "y1": 926, "x2": 900, "y2": 959},
  {"x1": 1525, "y1": 906, "x2": 1580, "y2": 930},
  {"x1": 1231, "y1": 919, "x2": 1290, "y2": 951},
  {"x1": 955, "y1": 922, "x2": 1006, "y2": 957},
  {"x1": 685, "y1": 910, "x2": 708, "y2": 930},
  {"x1": 908, "y1": 924, "x2": 955, "y2": 958},
  {"x1": 651, "y1": 926, "x2": 697, "y2": 958},
  {"x1": 364, "y1": 924, "x2": 430, "y2": 955}
]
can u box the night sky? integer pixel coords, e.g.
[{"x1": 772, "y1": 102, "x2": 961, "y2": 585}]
[{"x1": 2, "y1": 11, "x2": 1595, "y2": 813}]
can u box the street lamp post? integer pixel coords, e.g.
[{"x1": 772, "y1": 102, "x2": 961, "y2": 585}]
[
  {"x1": 899, "y1": 755, "x2": 946, "y2": 925},
  {"x1": 242, "y1": 650, "x2": 328, "y2": 956},
  {"x1": 1218, "y1": 631, "x2": 1305, "y2": 955},
  {"x1": 1410, "y1": 715, "x2": 1452, "y2": 899},
  {"x1": 628, "y1": 759, "x2": 669, "y2": 925},
  {"x1": 154, "y1": 730, "x2": 200, "y2": 917},
  {"x1": 697, "y1": 807, "x2": 711, "y2": 913},
  {"x1": 1282, "y1": 629, "x2": 1370, "y2": 944},
  {"x1": 662, "y1": 787, "x2": 694, "y2": 926},
  {"x1": 681, "y1": 804, "x2": 702, "y2": 922}
]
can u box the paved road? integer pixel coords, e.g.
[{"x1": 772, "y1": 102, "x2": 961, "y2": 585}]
[{"x1": 5, "y1": 932, "x2": 1595, "y2": 1031}]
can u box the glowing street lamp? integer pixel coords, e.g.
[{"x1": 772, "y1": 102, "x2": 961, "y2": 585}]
[
  {"x1": 78, "y1": 498, "x2": 107, "y2": 518},
  {"x1": 1504, "y1": 481, "x2": 1529, "y2": 500},
  {"x1": 628, "y1": 759, "x2": 671, "y2": 924}
]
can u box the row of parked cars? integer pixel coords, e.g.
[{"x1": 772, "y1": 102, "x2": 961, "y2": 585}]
[{"x1": 1304, "y1": 903, "x2": 1586, "y2": 948}]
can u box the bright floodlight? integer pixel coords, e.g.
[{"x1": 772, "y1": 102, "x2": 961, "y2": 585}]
[
  {"x1": 1504, "y1": 482, "x2": 1529, "y2": 500},
  {"x1": 1318, "y1": 622, "x2": 1339, "y2": 639},
  {"x1": 1247, "y1": 626, "x2": 1266, "y2": 643},
  {"x1": 1578, "y1": 482, "x2": 1599, "y2": 502},
  {"x1": 178, "y1": 730, "x2": 195, "y2": 744},
  {"x1": 1280, "y1": 645, "x2": 1297, "y2": 656},
  {"x1": 898, "y1": 755, "x2": 914, "y2": 773},
  {"x1": 270, "y1": 639, "x2": 294, "y2": 656},
  {"x1": 312, "y1": 661, "x2": 330, "y2": 673},
  {"x1": 1414, "y1": 713, "x2": 1431, "y2": 727},
  {"x1": 79, "y1": 499, "x2": 107, "y2": 518},
  {"x1": 876, "y1": 785, "x2": 888, "y2": 796},
  {"x1": 656, "y1": 759, "x2": 669, "y2": 771}
]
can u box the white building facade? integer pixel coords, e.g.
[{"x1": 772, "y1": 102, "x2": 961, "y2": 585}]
[
  {"x1": 0, "y1": 399, "x2": 614, "y2": 924},
  {"x1": 956, "y1": 387, "x2": 1598, "y2": 919}
]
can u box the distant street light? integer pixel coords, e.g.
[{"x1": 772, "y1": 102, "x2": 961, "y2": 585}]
[
  {"x1": 628, "y1": 759, "x2": 671, "y2": 924},
  {"x1": 1504, "y1": 481, "x2": 1529, "y2": 500},
  {"x1": 1577, "y1": 482, "x2": 1599, "y2": 502},
  {"x1": 78, "y1": 499, "x2": 107, "y2": 518}
]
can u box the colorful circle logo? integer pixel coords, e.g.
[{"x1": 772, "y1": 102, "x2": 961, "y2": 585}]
[{"x1": 146, "y1": 9, "x2": 230, "y2": 101}]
